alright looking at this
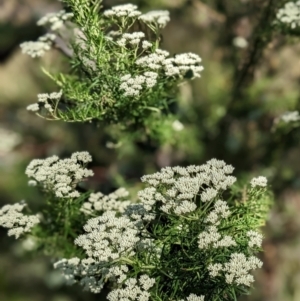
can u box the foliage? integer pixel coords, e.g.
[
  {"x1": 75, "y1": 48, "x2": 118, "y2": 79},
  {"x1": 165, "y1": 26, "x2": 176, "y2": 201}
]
[
  {"x1": 2, "y1": 0, "x2": 300, "y2": 301},
  {"x1": 23, "y1": 0, "x2": 203, "y2": 142},
  {"x1": 1, "y1": 154, "x2": 272, "y2": 301}
]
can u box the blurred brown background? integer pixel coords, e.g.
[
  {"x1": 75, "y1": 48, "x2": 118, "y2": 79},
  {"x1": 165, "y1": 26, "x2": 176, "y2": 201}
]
[{"x1": 1, "y1": 0, "x2": 300, "y2": 300}]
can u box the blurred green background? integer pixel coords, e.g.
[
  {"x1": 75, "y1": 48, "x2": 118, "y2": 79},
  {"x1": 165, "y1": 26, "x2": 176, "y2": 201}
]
[{"x1": 1, "y1": 0, "x2": 300, "y2": 300}]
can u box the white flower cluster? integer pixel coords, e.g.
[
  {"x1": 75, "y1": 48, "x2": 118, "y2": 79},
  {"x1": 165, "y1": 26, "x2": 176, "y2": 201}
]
[
  {"x1": 103, "y1": 4, "x2": 202, "y2": 99},
  {"x1": 139, "y1": 10, "x2": 170, "y2": 28},
  {"x1": 164, "y1": 53, "x2": 204, "y2": 78},
  {"x1": 142, "y1": 40, "x2": 152, "y2": 49},
  {"x1": 103, "y1": 4, "x2": 142, "y2": 18},
  {"x1": 0, "y1": 202, "x2": 40, "y2": 239},
  {"x1": 106, "y1": 264, "x2": 130, "y2": 284},
  {"x1": 20, "y1": 33, "x2": 56, "y2": 58},
  {"x1": 27, "y1": 90, "x2": 62, "y2": 113},
  {"x1": 54, "y1": 158, "x2": 267, "y2": 298},
  {"x1": 179, "y1": 293, "x2": 205, "y2": 301},
  {"x1": 25, "y1": 152, "x2": 94, "y2": 198},
  {"x1": 207, "y1": 263, "x2": 223, "y2": 277},
  {"x1": 198, "y1": 225, "x2": 236, "y2": 249},
  {"x1": 250, "y1": 176, "x2": 267, "y2": 188},
  {"x1": 55, "y1": 205, "x2": 158, "y2": 293},
  {"x1": 232, "y1": 36, "x2": 248, "y2": 48},
  {"x1": 198, "y1": 199, "x2": 235, "y2": 249},
  {"x1": 106, "y1": 31, "x2": 153, "y2": 49},
  {"x1": 279, "y1": 110, "x2": 300, "y2": 123},
  {"x1": 117, "y1": 32, "x2": 145, "y2": 47},
  {"x1": 208, "y1": 253, "x2": 263, "y2": 286},
  {"x1": 119, "y1": 72, "x2": 158, "y2": 96},
  {"x1": 172, "y1": 120, "x2": 184, "y2": 131},
  {"x1": 107, "y1": 275, "x2": 155, "y2": 301},
  {"x1": 135, "y1": 49, "x2": 204, "y2": 79},
  {"x1": 124, "y1": 202, "x2": 156, "y2": 224},
  {"x1": 37, "y1": 10, "x2": 74, "y2": 31},
  {"x1": 104, "y1": 4, "x2": 170, "y2": 30},
  {"x1": 246, "y1": 230, "x2": 263, "y2": 248},
  {"x1": 74, "y1": 210, "x2": 140, "y2": 261},
  {"x1": 80, "y1": 188, "x2": 132, "y2": 215},
  {"x1": 205, "y1": 200, "x2": 231, "y2": 225},
  {"x1": 135, "y1": 49, "x2": 170, "y2": 70},
  {"x1": 54, "y1": 257, "x2": 109, "y2": 293},
  {"x1": 276, "y1": 1, "x2": 300, "y2": 29},
  {"x1": 139, "y1": 159, "x2": 236, "y2": 216},
  {"x1": 0, "y1": 127, "x2": 21, "y2": 155}
]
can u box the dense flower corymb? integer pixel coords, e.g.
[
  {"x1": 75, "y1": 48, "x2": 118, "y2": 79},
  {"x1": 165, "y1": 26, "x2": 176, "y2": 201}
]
[
  {"x1": 250, "y1": 176, "x2": 267, "y2": 188},
  {"x1": 107, "y1": 275, "x2": 155, "y2": 301},
  {"x1": 37, "y1": 10, "x2": 73, "y2": 31},
  {"x1": 179, "y1": 294, "x2": 205, "y2": 301},
  {"x1": 103, "y1": 4, "x2": 142, "y2": 18},
  {"x1": 20, "y1": 33, "x2": 56, "y2": 58},
  {"x1": 0, "y1": 202, "x2": 40, "y2": 239},
  {"x1": 80, "y1": 188, "x2": 131, "y2": 215},
  {"x1": 25, "y1": 151, "x2": 94, "y2": 198},
  {"x1": 139, "y1": 10, "x2": 170, "y2": 28},
  {"x1": 74, "y1": 210, "x2": 140, "y2": 261},
  {"x1": 139, "y1": 158, "x2": 236, "y2": 217},
  {"x1": 27, "y1": 90, "x2": 62, "y2": 113},
  {"x1": 279, "y1": 111, "x2": 300, "y2": 123},
  {"x1": 276, "y1": 1, "x2": 300, "y2": 29},
  {"x1": 208, "y1": 253, "x2": 263, "y2": 286},
  {"x1": 54, "y1": 157, "x2": 270, "y2": 300}
]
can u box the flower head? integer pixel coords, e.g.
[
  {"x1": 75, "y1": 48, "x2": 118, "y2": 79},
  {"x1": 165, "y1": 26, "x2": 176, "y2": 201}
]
[
  {"x1": 0, "y1": 202, "x2": 40, "y2": 239},
  {"x1": 276, "y1": 1, "x2": 300, "y2": 29},
  {"x1": 250, "y1": 176, "x2": 267, "y2": 188},
  {"x1": 139, "y1": 10, "x2": 170, "y2": 28},
  {"x1": 25, "y1": 152, "x2": 94, "y2": 198}
]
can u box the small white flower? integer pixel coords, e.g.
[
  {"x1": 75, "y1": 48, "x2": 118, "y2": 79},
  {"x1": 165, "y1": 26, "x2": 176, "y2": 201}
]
[
  {"x1": 27, "y1": 91, "x2": 62, "y2": 114},
  {"x1": 71, "y1": 151, "x2": 92, "y2": 163},
  {"x1": 205, "y1": 200, "x2": 231, "y2": 225},
  {"x1": 26, "y1": 103, "x2": 39, "y2": 112},
  {"x1": 22, "y1": 237, "x2": 37, "y2": 251},
  {"x1": 28, "y1": 180, "x2": 37, "y2": 186},
  {"x1": 247, "y1": 230, "x2": 263, "y2": 248},
  {"x1": 20, "y1": 33, "x2": 56, "y2": 58},
  {"x1": 142, "y1": 40, "x2": 152, "y2": 49},
  {"x1": 80, "y1": 188, "x2": 131, "y2": 215},
  {"x1": 198, "y1": 226, "x2": 236, "y2": 249},
  {"x1": 37, "y1": 10, "x2": 73, "y2": 31},
  {"x1": 0, "y1": 127, "x2": 21, "y2": 154},
  {"x1": 25, "y1": 152, "x2": 94, "y2": 198},
  {"x1": 0, "y1": 202, "x2": 40, "y2": 239},
  {"x1": 103, "y1": 4, "x2": 142, "y2": 18},
  {"x1": 276, "y1": 1, "x2": 300, "y2": 29},
  {"x1": 279, "y1": 111, "x2": 300, "y2": 123},
  {"x1": 119, "y1": 73, "x2": 157, "y2": 96},
  {"x1": 223, "y1": 253, "x2": 263, "y2": 286},
  {"x1": 139, "y1": 10, "x2": 170, "y2": 28},
  {"x1": 250, "y1": 176, "x2": 267, "y2": 188},
  {"x1": 106, "y1": 274, "x2": 154, "y2": 301},
  {"x1": 44, "y1": 103, "x2": 54, "y2": 113},
  {"x1": 136, "y1": 49, "x2": 169, "y2": 70},
  {"x1": 208, "y1": 263, "x2": 222, "y2": 277},
  {"x1": 233, "y1": 36, "x2": 248, "y2": 48},
  {"x1": 178, "y1": 294, "x2": 205, "y2": 301},
  {"x1": 201, "y1": 187, "x2": 218, "y2": 202},
  {"x1": 172, "y1": 120, "x2": 184, "y2": 131},
  {"x1": 20, "y1": 41, "x2": 49, "y2": 58}
]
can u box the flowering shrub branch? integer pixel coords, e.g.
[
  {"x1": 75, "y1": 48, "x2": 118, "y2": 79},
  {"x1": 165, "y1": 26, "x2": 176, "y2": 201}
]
[
  {"x1": 22, "y1": 0, "x2": 203, "y2": 140},
  {"x1": 0, "y1": 153, "x2": 271, "y2": 300},
  {"x1": 4, "y1": 0, "x2": 296, "y2": 300}
]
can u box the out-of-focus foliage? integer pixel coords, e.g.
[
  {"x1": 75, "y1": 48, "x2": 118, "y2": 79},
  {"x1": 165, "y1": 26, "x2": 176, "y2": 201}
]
[{"x1": 1, "y1": 0, "x2": 300, "y2": 301}]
